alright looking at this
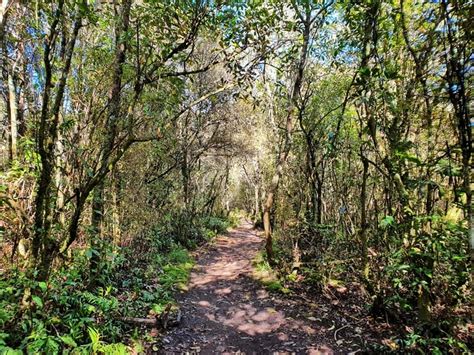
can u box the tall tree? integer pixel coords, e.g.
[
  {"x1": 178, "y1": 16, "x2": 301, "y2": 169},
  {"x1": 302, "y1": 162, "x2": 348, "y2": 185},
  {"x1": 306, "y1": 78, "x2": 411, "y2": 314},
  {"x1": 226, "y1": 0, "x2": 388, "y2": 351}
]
[
  {"x1": 263, "y1": 0, "x2": 331, "y2": 262},
  {"x1": 32, "y1": 0, "x2": 83, "y2": 279}
]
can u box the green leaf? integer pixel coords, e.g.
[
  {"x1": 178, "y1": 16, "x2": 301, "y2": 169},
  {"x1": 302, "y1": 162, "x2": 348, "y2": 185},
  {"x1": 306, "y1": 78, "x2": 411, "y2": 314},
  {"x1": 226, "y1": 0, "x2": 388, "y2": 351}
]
[
  {"x1": 397, "y1": 264, "x2": 410, "y2": 272},
  {"x1": 38, "y1": 282, "x2": 47, "y2": 292},
  {"x1": 45, "y1": 338, "x2": 59, "y2": 353},
  {"x1": 0, "y1": 332, "x2": 9, "y2": 346},
  {"x1": 1, "y1": 348, "x2": 23, "y2": 355},
  {"x1": 379, "y1": 215, "x2": 395, "y2": 229},
  {"x1": 31, "y1": 295, "x2": 43, "y2": 308},
  {"x1": 88, "y1": 327, "x2": 100, "y2": 347},
  {"x1": 60, "y1": 335, "x2": 77, "y2": 347}
]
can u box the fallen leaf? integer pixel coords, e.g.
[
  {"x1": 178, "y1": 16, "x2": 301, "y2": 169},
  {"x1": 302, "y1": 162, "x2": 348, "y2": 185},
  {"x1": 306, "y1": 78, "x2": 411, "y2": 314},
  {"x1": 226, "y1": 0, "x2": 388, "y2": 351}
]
[{"x1": 382, "y1": 339, "x2": 399, "y2": 350}]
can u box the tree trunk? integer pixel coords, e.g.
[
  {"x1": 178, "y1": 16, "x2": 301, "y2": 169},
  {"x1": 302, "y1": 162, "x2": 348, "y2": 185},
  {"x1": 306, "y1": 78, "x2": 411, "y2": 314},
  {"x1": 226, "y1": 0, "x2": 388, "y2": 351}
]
[
  {"x1": 91, "y1": 0, "x2": 131, "y2": 231},
  {"x1": 90, "y1": 0, "x2": 131, "y2": 282},
  {"x1": 7, "y1": 72, "x2": 17, "y2": 161},
  {"x1": 111, "y1": 170, "x2": 121, "y2": 245},
  {"x1": 441, "y1": 0, "x2": 473, "y2": 260},
  {"x1": 263, "y1": 16, "x2": 311, "y2": 263},
  {"x1": 359, "y1": 152, "x2": 369, "y2": 279},
  {"x1": 315, "y1": 172, "x2": 323, "y2": 225},
  {"x1": 32, "y1": 4, "x2": 81, "y2": 279},
  {"x1": 56, "y1": 112, "x2": 66, "y2": 225},
  {"x1": 182, "y1": 144, "x2": 190, "y2": 207},
  {"x1": 254, "y1": 184, "x2": 259, "y2": 222}
]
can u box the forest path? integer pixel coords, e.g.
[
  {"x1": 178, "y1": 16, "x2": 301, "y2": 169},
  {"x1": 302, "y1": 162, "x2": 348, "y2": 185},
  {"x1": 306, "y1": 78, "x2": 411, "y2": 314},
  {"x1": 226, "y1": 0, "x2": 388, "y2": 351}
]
[{"x1": 159, "y1": 221, "x2": 364, "y2": 354}]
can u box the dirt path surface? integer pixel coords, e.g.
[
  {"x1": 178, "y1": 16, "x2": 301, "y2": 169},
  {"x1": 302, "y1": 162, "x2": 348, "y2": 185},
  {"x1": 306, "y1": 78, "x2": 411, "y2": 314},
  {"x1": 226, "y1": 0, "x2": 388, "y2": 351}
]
[{"x1": 160, "y1": 222, "x2": 365, "y2": 354}]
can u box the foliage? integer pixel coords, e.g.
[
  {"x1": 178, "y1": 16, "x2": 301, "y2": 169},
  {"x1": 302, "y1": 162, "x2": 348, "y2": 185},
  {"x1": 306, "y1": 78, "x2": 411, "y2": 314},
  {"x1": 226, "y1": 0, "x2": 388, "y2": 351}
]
[
  {"x1": 201, "y1": 215, "x2": 234, "y2": 235},
  {"x1": 252, "y1": 251, "x2": 290, "y2": 294},
  {"x1": 158, "y1": 211, "x2": 231, "y2": 249},
  {"x1": 0, "y1": 230, "x2": 199, "y2": 352},
  {"x1": 0, "y1": 254, "x2": 126, "y2": 352},
  {"x1": 0, "y1": 0, "x2": 471, "y2": 352}
]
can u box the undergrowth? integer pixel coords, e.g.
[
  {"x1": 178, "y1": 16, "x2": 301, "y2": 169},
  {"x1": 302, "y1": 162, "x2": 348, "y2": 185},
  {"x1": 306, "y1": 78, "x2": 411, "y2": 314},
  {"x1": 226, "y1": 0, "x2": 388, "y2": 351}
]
[
  {"x1": 265, "y1": 221, "x2": 472, "y2": 354},
  {"x1": 252, "y1": 251, "x2": 290, "y2": 294},
  {"x1": 0, "y1": 214, "x2": 231, "y2": 353}
]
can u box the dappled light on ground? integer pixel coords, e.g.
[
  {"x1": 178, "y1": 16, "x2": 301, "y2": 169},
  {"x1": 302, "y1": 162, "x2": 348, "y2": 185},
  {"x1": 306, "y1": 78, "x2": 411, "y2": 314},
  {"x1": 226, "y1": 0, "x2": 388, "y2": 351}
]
[
  {"x1": 160, "y1": 222, "x2": 357, "y2": 354},
  {"x1": 212, "y1": 303, "x2": 285, "y2": 336}
]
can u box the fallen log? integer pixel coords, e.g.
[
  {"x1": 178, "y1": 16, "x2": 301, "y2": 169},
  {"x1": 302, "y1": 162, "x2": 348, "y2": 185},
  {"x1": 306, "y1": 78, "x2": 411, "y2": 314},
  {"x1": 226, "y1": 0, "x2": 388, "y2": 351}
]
[
  {"x1": 120, "y1": 317, "x2": 159, "y2": 326},
  {"x1": 119, "y1": 304, "x2": 182, "y2": 329}
]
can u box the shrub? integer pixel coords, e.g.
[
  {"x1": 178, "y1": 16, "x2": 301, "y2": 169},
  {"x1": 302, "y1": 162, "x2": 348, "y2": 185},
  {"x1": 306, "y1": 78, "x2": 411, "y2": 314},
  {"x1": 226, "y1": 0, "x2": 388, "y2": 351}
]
[
  {"x1": 0, "y1": 239, "x2": 195, "y2": 353},
  {"x1": 160, "y1": 211, "x2": 206, "y2": 249},
  {"x1": 201, "y1": 216, "x2": 230, "y2": 235}
]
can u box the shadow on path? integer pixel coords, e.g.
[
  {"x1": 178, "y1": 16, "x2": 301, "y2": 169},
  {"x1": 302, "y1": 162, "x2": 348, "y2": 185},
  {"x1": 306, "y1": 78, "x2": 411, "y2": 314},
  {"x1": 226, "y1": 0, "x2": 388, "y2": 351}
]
[{"x1": 159, "y1": 222, "x2": 360, "y2": 354}]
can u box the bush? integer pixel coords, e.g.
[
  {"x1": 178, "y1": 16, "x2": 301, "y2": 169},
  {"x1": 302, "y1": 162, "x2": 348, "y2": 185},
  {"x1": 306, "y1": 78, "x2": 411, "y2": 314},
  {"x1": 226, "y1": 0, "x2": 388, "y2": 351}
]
[
  {"x1": 158, "y1": 212, "x2": 233, "y2": 249},
  {"x1": 0, "y1": 255, "x2": 127, "y2": 353},
  {"x1": 379, "y1": 216, "x2": 470, "y2": 320},
  {"x1": 0, "y1": 238, "x2": 195, "y2": 353},
  {"x1": 227, "y1": 209, "x2": 243, "y2": 228},
  {"x1": 201, "y1": 216, "x2": 230, "y2": 235},
  {"x1": 0, "y1": 209, "x2": 230, "y2": 353},
  {"x1": 160, "y1": 211, "x2": 206, "y2": 249}
]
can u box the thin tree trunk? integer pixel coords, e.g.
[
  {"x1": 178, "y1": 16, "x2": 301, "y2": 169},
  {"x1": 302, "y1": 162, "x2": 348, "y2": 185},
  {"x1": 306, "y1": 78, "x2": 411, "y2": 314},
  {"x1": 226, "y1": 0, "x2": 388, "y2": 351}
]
[
  {"x1": 32, "y1": 4, "x2": 81, "y2": 279},
  {"x1": 56, "y1": 112, "x2": 66, "y2": 225},
  {"x1": 111, "y1": 170, "x2": 121, "y2": 245},
  {"x1": 90, "y1": 0, "x2": 131, "y2": 281},
  {"x1": 440, "y1": 0, "x2": 473, "y2": 259},
  {"x1": 0, "y1": 0, "x2": 11, "y2": 27},
  {"x1": 360, "y1": 152, "x2": 369, "y2": 279},
  {"x1": 263, "y1": 15, "x2": 311, "y2": 263},
  {"x1": 7, "y1": 72, "x2": 17, "y2": 161},
  {"x1": 182, "y1": 145, "x2": 190, "y2": 207},
  {"x1": 91, "y1": 0, "x2": 131, "y2": 233},
  {"x1": 315, "y1": 172, "x2": 323, "y2": 225},
  {"x1": 254, "y1": 184, "x2": 259, "y2": 221}
]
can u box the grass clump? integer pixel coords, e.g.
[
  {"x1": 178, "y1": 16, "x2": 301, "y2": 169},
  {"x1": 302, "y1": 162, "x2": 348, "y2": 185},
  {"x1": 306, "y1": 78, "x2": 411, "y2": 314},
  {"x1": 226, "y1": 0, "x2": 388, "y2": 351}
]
[
  {"x1": 252, "y1": 251, "x2": 290, "y2": 294},
  {"x1": 160, "y1": 248, "x2": 194, "y2": 290}
]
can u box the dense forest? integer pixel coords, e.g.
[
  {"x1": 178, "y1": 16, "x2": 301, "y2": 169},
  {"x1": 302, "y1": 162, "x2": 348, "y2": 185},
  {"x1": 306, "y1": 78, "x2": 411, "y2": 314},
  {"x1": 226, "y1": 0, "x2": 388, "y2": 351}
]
[{"x1": 0, "y1": 0, "x2": 472, "y2": 353}]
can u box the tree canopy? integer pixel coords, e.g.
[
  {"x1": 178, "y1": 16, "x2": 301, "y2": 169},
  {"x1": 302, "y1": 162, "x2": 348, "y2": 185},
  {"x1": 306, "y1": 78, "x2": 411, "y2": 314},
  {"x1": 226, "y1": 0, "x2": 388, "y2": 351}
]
[{"x1": 0, "y1": 0, "x2": 472, "y2": 352}]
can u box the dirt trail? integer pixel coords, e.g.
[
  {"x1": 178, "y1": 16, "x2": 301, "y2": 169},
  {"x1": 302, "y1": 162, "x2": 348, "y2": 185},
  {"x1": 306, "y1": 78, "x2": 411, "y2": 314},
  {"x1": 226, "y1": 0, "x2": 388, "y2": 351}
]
[{"x1": 160, "y1": 222, "x2": 364, "y2": 354}]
